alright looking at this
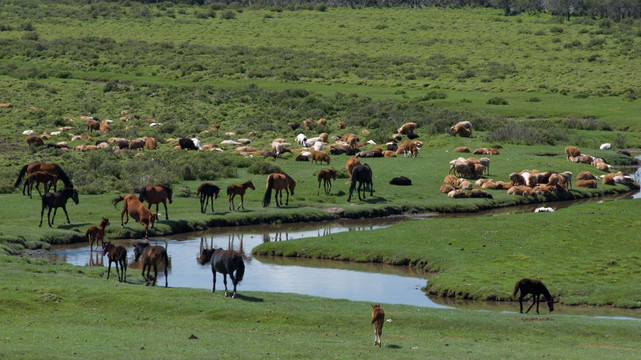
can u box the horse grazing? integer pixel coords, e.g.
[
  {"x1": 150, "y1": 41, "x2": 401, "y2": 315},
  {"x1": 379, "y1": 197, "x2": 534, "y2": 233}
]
[
  {"x1": 86, "y1": 217, "x2": 110, "y2": 251},
  {"x1": 133, "y1": 242, "x2": 168, "y2": 287},
  {"x1": 317, "y1": 169, "x2": 337, "y2": 195},
  {"x1": 263, "y1": 172, "x2": 296, "y2": 207},
  {"x1": 139, "y1": 184, "x2": 173, "y2": 220},
  {"x1": 371, "y1": 304, "x2": 385, "y2": 347},
  {"x1": 14, "y1": 162, "x2": 73, "y2": 196},
  {"x1": 199, "y1": 248, "x2": 245, "y2": 298},
  {"x1": 513, "y1": 278, "x2": 554, "y2": 314},
  {"x1": 197, "y1": 182, "x2": 221, "y2": 214},
  {"x1": 101, "y1": 241, "x2": 127, "y2": 283},
  {"x1": 347, "y1": 164, "x2": 373, "y2": 202},
  {"x1": 39, "y1": 188, "x2": 79, "y2": 227},
  {"x1": 112, "y1": 194, "x2": 156, "y2": 239},
  {"x1": 227, "y1": 180, "x2": 255, "y2": 211},
  {"x1": 25, "y1": 171, "x2": 58, "y2": 198}
]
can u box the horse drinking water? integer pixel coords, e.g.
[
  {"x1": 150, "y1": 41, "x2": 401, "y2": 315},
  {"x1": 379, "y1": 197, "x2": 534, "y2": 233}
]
[
  {"x1": 199, "y1": 248, "x2": 245, "y2": 298},
  {"x1": 513, "y1": 278, "x2": 554, "y2": 314},
  {"x1": 133, "y1": 242, "x2": 169, "y2": 287},
  {"x1": 39, "y1": 188, "x2": 79, "y2": 227},
  {"x1": 227, "y1": 180, "x2": 255, "y2": 211},
  {"x1": 262, "y1": 172, "x2": 296, "y2": 207},
  {"x1": 139, "y1": 184, "x2": 172, "y2": 220},
  {"x1": 197, "y1": 182, "x2": 221, "y2": 214},
  {"x1": 102, "y1": 241, "x2": 127, "y2": 283}
]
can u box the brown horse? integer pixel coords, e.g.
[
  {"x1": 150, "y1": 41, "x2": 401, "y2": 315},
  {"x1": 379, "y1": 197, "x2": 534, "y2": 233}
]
[
  {"x1": 347, "y1": 164, "x2": 373, "y2": 202},
  {"x1": 317, "y1": 169, "x2": 337, "y2": 195},
  {"x1": 133, "y1": 242, "x2": 169, "y2": 287},
  {"x1": 371, "y1": 304, "x2": 385, "y2": 347},
  {"x1": 101, "y1": 241, "x2": 127, "y2": 283},
  {"x1": 513, "y1": 278, "x2": 554, "y2": 314},
  {"x1": 14, "y1": 162, "x2": 73, "y2": 196},
  {"x1": 25, "y1": 171, "x2": 58, "y2": 198},
  {"x1": 139, "y1": 185, "x2": 172, "y2": 220},
  {"x1": 111, "y1": 194, "x2": 156, "y2": 239},
  {"x1": 86, "y1": 217, "x2": 110, "y2": 251},
  {"x1": 197, "y1": 182, "x2": 221, "y2": 214},
  {"x1": 262, "y1": 172, "x2": 296, "y2": 207},
  {"x1": 227, "y1": 180, "x2": 255, "y2": 211},
  {"x1": 199, "y1": 248, "x2": 245, "y2": 298},
  {"x1": 39, "y1": 188, "x2": 79, "y2": 227}
]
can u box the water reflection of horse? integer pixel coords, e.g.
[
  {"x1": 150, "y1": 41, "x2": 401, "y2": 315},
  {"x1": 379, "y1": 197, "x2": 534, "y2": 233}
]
[
  {"x1": 198, "y1": 248, "x2": 245, "y2": 298},
  {"x1": 112, "y1": 194, "x2": 156, "y2": 239},
  {"x1": 513, "y1": 278, "x2": 554, "y2": 314},
  {"x1": 263, "y1": 172, "x2": 296, "y2": 207},
  {"x1": 227, "y1": 180, "x2": 255, "y2": 211},
  {"x1": 39, "y1": 188, "x2": 79, "y2": 227},
  {"x1": 347, "y1": 164, "x2": 373, "y2": 202},
  {"x1": 139, "y1": 185, "x2": 172, "y2": 220},
  {"x1": 102, "y1": 241, "x2": 127, "y2": 283},
  {"x1": 133, "y1": 242, "x2": 168, "y2": 287},
  {"x1": 14, "y1": 162, "x2": 73, "y2": 196},
  {"x1": 197, "y1": 182, "x2": 221, "y2": 214},
  {"x1": 317, "y1": 169, "x2": 337, "y2": 195}
]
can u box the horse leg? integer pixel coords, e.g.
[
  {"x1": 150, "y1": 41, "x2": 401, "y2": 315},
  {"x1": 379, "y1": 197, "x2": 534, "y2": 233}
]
[
  {"x1": 229, "y1": 195, "x2": 234, "y2": 211},
  {"x1": 210, "y1": 194, "x2": 215, "y2": 213},
  {"x1": 223, "y1": 273, "x2": 229, "y2": 297},
  {"x1": 152, "y1": 264, "x2": 158, "y2": 286},
  {"x1": 162, "y1": 201, "x2": 168, "y2": 220},
  {"x1": 107, "y1": 260, "x2": 112, "y2": 279},
  {"x1": 229, "y1": 271, "x2": 237, "y2": 298},
  {"x1": 115, "y1": 260, "x2": 121, "y2": 282},
  {"x1": 358, "y1": 182, "x2": 364, "y2": 201},
  {"x1": 142, "y1": 264, "x2": 149, "y2": 285},
  {"x1": 526, "y1": 295, "x2": 537, "y2": 314},
  {"x1": 200, "y1": 194, "x2": 205, "y2": 214},
  {"x1": 318, "y1": 178, "x2": 321, "y2": 195},
  {"x1": 61, "y1": 205, "x2": 71, "y2": 224},
  {"x1": 285, "y1": 189, "x2": 290, "y2": 206},
  {"x1": 48, "y1": 207, "x2": 54, "y2": 227},
  {"x1": 519, "y1": 296, "x2": 524, "y2": 313},
  {"x1": 39, "y1": 203, "x2": 46, "y2": 227}
]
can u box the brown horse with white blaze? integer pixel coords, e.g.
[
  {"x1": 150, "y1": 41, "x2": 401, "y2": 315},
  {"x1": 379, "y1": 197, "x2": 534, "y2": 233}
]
[
  {"x1": 227, "y1": 180, "x2": 255, "y2": 211},
  {"x1": 263, "y1": 172, "x2": 296, "y2": 207},
  {"x1": 139, "y1": 184, "x2": 172, "y2": 220},
  {"x1": 111, "y1": 194, "x2": 156, "y2": 239},
  {"x1": 513, "y1": 278, "x2": 554, "y2": 314}
]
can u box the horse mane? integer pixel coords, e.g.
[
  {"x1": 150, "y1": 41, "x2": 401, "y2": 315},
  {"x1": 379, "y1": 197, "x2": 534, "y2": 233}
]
[
  {"x1": 53, "y1": 164, "x2": 73, "y2": 189},
  {"x1": 159, "y1": 184, "x2": 172, "y2": 197},
  {"x1": 138, "y1": 186, "x2": 147, "y2": 202}
]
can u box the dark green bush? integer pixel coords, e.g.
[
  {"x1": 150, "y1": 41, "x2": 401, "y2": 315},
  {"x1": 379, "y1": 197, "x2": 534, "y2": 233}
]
[
  {"x1": 248, "y1": 160, "x2": 282, "y2": 175},
  {"x1": 487, "y1": 97, "x2": 508, "y2": 105}
]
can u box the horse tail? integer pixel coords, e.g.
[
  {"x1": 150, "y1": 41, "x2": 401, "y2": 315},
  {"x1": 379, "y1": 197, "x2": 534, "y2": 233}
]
[
  {"x1": 512, "y1": 280, "x2": 521, "y2": 298},
  {"x1": 111, "y1": 195, "x2": 124, "y2": 208},
  {"x1": 347, "y1": 177, "x2": 357, "y2": 202},
  {"x1": 262, "y1": 175, "x2": 274, "y2": 207},
  {"x1": 138, "y1": 186, "x2": 147, "y2": 202},
  {"x1": 13, "y1": 165, "x2": 28, "y2": 188},
  {"x1": 54, "y1": 165, "x2": 73, "y2": 189},
  {"x1": 235, "y1": 258, "x2": 245, "y2": 284}
]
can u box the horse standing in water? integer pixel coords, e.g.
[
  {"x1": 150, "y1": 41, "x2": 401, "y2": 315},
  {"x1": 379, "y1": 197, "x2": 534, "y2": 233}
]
[
  {"x1": 227, "y1": 180, "x2": 255, "y2": 211},
  {"x1": 14, "y1": 162, "x2": 73, "y2": 196},
  {"x1": 112, "y1": 194, "x2": 156, "y2": 239},
  {"x1": 133, "y1": 242, "x2": 168, "y2": 287},
  {"x1": 262, "y1": 172, "x2": 296, "y2": 207},
  {"x1": 347, "y1": 164, "x2": 373, "y2": 202},
  {"x1": 86, "y1": 217, "x2": 110, "y2": 251},
  {"x1": 197, "y1": 182, "x2": 221, "y2": 214},
  {"x1": 371, "y1": 304, "x2": 385, "y2": 348},
  {"x1": 317, "y1": 169, "x2": 337, "y2": 195},
  {"x1": 199, "y1": 248, "x2": 245, "y2": 298},
  {"x1": 102, "y1": 241, "x2": 127, "y2": 283},
  {"x1": 39, "y1": 188, "x2": 79, "y2": 227},
  {"x1": 139, "y1": 185, "x2": 172, "y2": 220},
  {"x1": 513, "y1": 278, "x2": 554, "y2": 314}
]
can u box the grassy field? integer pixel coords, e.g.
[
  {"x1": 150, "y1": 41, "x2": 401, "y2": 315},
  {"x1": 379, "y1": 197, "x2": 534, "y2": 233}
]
[{"x1": 1, "y1": 254, "x2": 641, "y2": 359}]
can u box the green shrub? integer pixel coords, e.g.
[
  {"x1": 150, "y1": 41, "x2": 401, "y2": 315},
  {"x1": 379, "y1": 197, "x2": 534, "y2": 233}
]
[
  {"x1": 526, "y1": 97, "x2": 541, "y2": 102},
  {"x1": 221, "y1": 10, "x2": 236, "y2": 20},
  {"x1": 486, "y1": 97, "x2": 508, "y2": 105},
  {"x1": 248, "y1": 160, "x2": 282, "y2": 175}
]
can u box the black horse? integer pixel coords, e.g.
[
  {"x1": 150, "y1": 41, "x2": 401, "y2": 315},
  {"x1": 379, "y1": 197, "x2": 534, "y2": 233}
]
[
  {"x1": 39, "y1": 188, "x2": 79, "y2": 227},
  {"x1": 513, "y1": 278, "x2": 554, "y2": 314},
  {"x1": 197, "y1": 182, "x2": 221, "y2": 214},
  {"x1": 199, "y1": 248, "x2": 245, "y2": 298},
  {"x1": 347, "y1": 164, "x2": 373, "y2": 202}
]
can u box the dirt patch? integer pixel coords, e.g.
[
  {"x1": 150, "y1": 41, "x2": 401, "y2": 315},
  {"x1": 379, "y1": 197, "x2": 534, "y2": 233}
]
[
  {"x1": 582, "y1": 344, "x2": 619, "y2": 350},
  {"x1": 317, "y1": 207, "x2": 345, "y2": 215}
]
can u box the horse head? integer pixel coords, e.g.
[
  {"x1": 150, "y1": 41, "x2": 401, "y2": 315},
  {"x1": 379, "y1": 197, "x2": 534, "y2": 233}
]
[
  {"x1": 246, "y1": 180, "x2": 255, "y2": 191},
  {"x1": 547, "y1": 296, "x2": 554, "y2": 312},
  {"x1": 101, "y1": 241, "x2": 113, "y2": 257},
  {"x1": 166, "y1": 186, "x2": 173, "y2": 204},
  {"x1": 133, "y1": 242, "x2": 149, "y2": 262},
  {"x1": 101, "y1": 217, "x2": 110, "y2": 227},
  {"x1": 198, "y1": 248, "x2": 215, "y2": 265},
  {"x1": 66, "y1": 188, "x2": 79, "y2": 204}
]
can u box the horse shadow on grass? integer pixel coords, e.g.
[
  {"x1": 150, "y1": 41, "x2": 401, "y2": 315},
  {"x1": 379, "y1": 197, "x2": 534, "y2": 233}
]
[{"x1": 233, "y1": 293, "x2": 264, "y2": 302}]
